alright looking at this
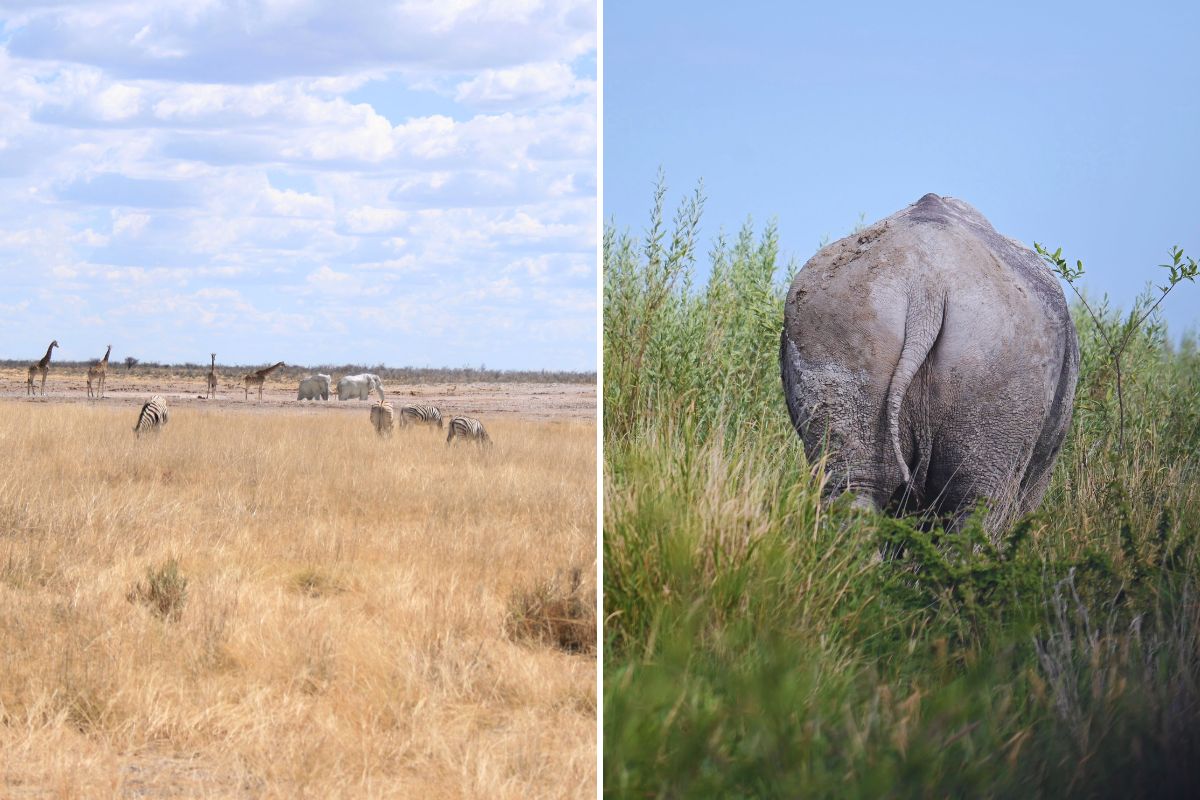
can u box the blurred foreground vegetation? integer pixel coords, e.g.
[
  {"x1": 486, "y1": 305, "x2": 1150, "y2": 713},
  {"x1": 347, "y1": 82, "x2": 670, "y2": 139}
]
[{"x1": 604, "y1": 182, "x2": 1200, "y2": 798}]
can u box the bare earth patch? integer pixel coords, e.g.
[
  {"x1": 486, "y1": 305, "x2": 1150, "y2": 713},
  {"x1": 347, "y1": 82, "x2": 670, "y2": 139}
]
[{"x1": 0, "y1": 367, "x2": 595, "y2": 422}]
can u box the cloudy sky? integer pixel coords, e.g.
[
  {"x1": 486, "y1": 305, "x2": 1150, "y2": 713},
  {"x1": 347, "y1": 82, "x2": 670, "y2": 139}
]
[{"x1": 0, "y1": 0, "x2": 596, "y2": 370}]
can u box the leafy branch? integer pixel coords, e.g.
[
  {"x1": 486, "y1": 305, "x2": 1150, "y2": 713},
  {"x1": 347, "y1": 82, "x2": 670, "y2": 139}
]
[{"x1": 1035, "y1": 243, "x2": 1198, "y2": 451}]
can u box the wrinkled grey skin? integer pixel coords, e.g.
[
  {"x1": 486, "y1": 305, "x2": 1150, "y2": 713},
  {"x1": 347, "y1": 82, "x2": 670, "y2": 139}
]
[
  {"x1": 336, "y1": 373, "x2": 383, "y2": 401},
  {"x1": 297, "y1": 373, "x2": 331, "y2": 401},
  {"x1": 780, "y1": 194, "x2": 1079, "y2": 534}
]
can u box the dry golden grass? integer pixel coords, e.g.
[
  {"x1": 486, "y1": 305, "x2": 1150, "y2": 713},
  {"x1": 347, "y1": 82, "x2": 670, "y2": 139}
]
[{"x1": 0, "y1": 401, "x2": 596, "y2": 798}]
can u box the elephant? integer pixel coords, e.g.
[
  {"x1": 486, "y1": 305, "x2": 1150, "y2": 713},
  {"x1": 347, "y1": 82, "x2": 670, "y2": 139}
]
[
  {"x1": 336, "y1": 373, "x2": 383, "y2": 402},
  {"x1": 780, "y1": 193, "x2": 1079, "y2": 535},
  {"x1": 297, "y1": 374, "x2": 331, "y2": 401}
]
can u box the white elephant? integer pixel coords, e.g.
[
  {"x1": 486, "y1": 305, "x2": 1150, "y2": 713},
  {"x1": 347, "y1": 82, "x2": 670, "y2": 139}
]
[
  {"x1": 336, "y1": 373, "x2": 384, "y2": 401},
  {"x1": 297, "y1": 374, "x2": 331, "y2": 401}
]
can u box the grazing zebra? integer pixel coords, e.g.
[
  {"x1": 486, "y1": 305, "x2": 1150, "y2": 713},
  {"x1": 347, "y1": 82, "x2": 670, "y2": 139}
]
[
  {"x1": 133, "y1": 395, "x2": 169, "y2": 436},
  {"x1": 398, "y1": 404, "x2": 443, "y2": 429},
  {"x1": 370, "y1": 401, "x2": 394, "y2": 437},
  {"x1": 446, "y1": 416, "x2": 491, "y2": 446}
]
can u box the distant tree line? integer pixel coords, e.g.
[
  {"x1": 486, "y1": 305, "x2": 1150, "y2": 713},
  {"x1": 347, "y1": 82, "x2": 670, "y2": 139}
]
[{"x1": 0, "y1": 359, "x2": 595, "y2": 385}]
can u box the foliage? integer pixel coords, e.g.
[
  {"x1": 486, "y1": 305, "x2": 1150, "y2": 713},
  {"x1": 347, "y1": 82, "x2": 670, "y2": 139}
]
[
  {"x1": 605, "y1": 182, "x2": 1200, "y2": 798},
  {"x1": 127, "y1": 558, "x2": 189, "y2": 622},
  {"x1": 605, "y1": 172, "x2": 793, "y2": 446},
  {"x1": 506, "y1": 567, "x2": 596, "y2": 654},
  {"x1": 1036, "y1": 241, "x2": 1198, "y2": 451}
]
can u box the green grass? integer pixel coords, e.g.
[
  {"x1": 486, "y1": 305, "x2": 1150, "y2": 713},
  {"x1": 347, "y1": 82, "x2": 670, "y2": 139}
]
[{"x1": 604, "y1": 181, "x2": 1200, "y2": 798}]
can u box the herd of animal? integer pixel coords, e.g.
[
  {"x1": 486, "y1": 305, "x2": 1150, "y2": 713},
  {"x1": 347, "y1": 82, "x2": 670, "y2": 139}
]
[{"x1": 19, "y1": 345, "x2": 492, "y2": 446}]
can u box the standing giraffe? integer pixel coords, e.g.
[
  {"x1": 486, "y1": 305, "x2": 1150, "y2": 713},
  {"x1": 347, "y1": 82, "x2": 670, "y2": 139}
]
[
  {"x1": 206, "y1": 353, "x2": 218, "y2": 399},
  {"x1": 243, "y1": 361, "x2": 285, "y2": 400},
  {"x1": 86, "y1": 345, "x2": 112, "y2": 399},
  {"x1": 26, "y1": 340, "x2": 58, "y2": 396}
]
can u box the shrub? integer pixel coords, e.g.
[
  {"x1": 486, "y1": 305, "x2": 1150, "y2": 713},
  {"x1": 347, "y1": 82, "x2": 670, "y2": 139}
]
[
  {"x1": 290, "y1": 566, "x2": 343, "y2": 598},
  {"x1": 127, "y1": 558, "x2": 188, "y2": 621},
  {"x1": 506, "y1": 567, "x2": 596, "y2": 654}
]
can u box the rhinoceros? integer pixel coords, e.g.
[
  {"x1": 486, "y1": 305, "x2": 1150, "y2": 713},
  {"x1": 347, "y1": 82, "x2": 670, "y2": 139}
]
[{"x1": 780, "y1": 193, "x2": 1079, "y2": 534}]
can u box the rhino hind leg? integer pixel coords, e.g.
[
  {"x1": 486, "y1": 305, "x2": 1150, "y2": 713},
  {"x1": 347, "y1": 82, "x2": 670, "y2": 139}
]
[
  {"x1": 920, "y1": 434, "x2": 1032, "y2": 536},
  {"x1": 1013, "y1": 338, "x2": 1079, "y2": 521},
  {"x1": 782, "y1": 329, "x2": 905, "y2": 514}
]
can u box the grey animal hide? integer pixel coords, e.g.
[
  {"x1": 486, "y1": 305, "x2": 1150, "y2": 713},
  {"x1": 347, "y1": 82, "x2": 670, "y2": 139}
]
[{"x1": 780, "y1": 193, "x2": 1079, "y2": 535}]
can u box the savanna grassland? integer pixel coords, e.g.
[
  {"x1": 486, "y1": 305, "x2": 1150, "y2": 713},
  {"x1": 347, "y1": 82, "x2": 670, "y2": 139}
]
[
  {"x1": 604, "y1": 185, "x2": 1200, "y2": 797},
  {"x1": 1, "y1": 396, "x2": 596, "y2": 798}
]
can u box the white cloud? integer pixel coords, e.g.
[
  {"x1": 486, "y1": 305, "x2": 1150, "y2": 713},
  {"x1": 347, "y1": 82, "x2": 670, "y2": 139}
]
[
  {"x1": 73, "y1": 228, "x2": 111, "y2": 246},
  {"x1": 194, "y1": 287, "x2": 240, "y2": 300},
  {"x1": 112, "y1": 211, "x2": 151, "y2": 237},
  {"x1": 307, "y1": 265, "x2": 351, "y2": 285},
  {"x1": 262, "y1": 187, "x2": 334, "y2": 218},
  {"x1": 95, "y1": 83, "x2": 142, "y2": 120},
  {"x1": 344, "y1": 206, "x2": 409, "y2": 234},
  {"x1": 455, "y1": 61, "x2": 591, "y2": 108}
]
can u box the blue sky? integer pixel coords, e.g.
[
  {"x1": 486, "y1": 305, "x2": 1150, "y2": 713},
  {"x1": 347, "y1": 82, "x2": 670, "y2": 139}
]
[
  {"x1": 0, "y1": 1, "x2": 596, "y2": 370},
  {"x1": 605, "y1": 2, "x2": 1200, "y2": 339}
]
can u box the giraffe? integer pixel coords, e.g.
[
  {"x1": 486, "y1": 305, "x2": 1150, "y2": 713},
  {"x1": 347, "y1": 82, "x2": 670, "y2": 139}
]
[
  {"x1": 206, "y1": 353, "x2": 218, "y2": 399},
  {"x1": 86, "y1": 345, "x2": 112, "y2": 399},
  {"x1": 243, "y1": 361, "x2": 285, "y2": 400},
  {"x1": 26, "y1": 340, "x2": 58, "y2": 396}
]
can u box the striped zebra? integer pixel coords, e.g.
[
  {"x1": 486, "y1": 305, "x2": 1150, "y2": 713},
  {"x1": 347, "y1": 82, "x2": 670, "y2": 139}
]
[
  {"x1": 370, "y1": 400, "x2": 394, "y2": 437},
  {"x1": 133, "y1": 395, "x2": 169, "y2": 436},
  {"x1": 446, "y1": 416, "x2": 491, "y2": 446},
  {"x1": 398, "y1": 404, "x2": 443, "y2": 429}
]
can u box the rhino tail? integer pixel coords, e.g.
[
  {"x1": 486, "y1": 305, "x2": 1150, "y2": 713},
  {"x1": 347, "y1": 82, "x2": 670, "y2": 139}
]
[{"x1": 886, "y1": 289, "x2": 945, "y2": 486}]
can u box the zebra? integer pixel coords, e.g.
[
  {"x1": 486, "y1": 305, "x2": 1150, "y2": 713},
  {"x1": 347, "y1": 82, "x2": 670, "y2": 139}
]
[
  {"x1": 398, "y1": 404, "x2": 443, "y2": 429},
  {"x1": 446, "y1": 416, "x2": 491, "y2": 446},
  {"x1": 133, "y1": 395, "x2": 169, "y2": 436},
  {"x1": 370, "y1": 400, "x2": 394, "y2": 437}
]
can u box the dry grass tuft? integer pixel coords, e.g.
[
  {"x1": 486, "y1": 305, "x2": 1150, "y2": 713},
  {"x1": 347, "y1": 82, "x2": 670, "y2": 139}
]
[
  {"x1": 289, "y1": 566, "x2": 343, "y2": 598},
  {"x1": 126, "y1": 557, "x2": 189, "y2": 621},
  {"x1": 506, "y1": 567, "x2": 597, "y2": 655}
]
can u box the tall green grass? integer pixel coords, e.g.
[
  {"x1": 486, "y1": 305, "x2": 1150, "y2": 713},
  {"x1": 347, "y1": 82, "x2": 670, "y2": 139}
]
[{"x1": 604, "y1": 181, "x2": 1200, "y2": 798}]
